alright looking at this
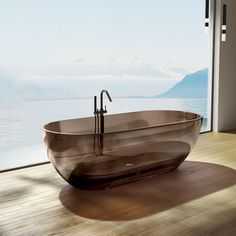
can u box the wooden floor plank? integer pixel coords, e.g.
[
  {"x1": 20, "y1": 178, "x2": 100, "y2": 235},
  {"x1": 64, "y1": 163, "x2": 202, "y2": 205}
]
[{"x1": 0, "y1": 132, "x2": 236, "y2": 235}]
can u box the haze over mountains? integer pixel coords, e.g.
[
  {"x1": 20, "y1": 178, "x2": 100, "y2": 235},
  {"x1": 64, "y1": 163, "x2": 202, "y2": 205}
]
[
  {"x1": 0, "y1": 68, "x2": 208, "y2": 101},
  {"x1": 0, "y1": 76, "x2": 69, "y2": 101}
]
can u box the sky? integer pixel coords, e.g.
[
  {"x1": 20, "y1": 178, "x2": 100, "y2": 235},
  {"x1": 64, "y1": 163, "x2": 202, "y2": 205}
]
[{"x1": 0, "y1": 0, "x2": 209, "y2": 96}]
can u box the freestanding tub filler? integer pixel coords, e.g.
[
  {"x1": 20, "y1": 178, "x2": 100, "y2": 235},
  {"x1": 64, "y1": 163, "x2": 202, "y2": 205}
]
[{"x1": 43, "y1": 92, "x2": 202, "y2": 189}]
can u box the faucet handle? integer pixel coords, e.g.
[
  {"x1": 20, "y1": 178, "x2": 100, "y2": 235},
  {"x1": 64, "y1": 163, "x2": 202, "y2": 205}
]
[{"x1": 104, "y1": 105, "x2": 107, "y2": 113}]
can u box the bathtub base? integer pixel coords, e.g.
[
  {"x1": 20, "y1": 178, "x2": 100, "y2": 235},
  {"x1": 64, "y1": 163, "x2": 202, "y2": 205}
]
[{"x1": 68, "y1": 156, "x2": 186, "y2": 190}]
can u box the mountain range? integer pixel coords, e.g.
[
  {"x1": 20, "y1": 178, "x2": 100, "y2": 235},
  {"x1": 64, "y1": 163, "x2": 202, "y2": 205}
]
[
  {"x1": 0, "y1": 68, "x2": 208, "y2": 101},
  {"x1": 156, "y1": 69, "x2": 208, "y2": 98}
]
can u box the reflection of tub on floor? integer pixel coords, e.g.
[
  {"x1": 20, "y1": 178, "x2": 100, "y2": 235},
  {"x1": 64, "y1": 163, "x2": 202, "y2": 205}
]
[{"x1": 43, "y1": 110, "x2": 202, "y2": 189}]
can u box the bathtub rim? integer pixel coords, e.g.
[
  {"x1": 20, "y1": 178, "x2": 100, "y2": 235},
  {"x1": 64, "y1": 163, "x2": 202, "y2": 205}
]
[{"x1": 42, "y1": 110, "x2": 203, "y2": 136}]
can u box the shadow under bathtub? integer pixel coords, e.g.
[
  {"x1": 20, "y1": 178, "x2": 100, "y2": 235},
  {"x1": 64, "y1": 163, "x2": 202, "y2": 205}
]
[{"x1": 59, "y1": 161, "x2": 236, "y2": 221}]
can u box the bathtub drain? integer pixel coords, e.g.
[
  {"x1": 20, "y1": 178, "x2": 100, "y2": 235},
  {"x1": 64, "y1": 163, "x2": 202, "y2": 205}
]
[{"x1": 125, "y1": 163, "x2": 133, "y2": 166}]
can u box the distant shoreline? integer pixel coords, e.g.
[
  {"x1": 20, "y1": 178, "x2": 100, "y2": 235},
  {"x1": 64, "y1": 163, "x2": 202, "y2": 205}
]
[
  {"x1": 0, "y1": 96, "x2": 209, "y2": 103},
  {"x1": 0, "y1": 97, "x2": 208, "y2": 103}
]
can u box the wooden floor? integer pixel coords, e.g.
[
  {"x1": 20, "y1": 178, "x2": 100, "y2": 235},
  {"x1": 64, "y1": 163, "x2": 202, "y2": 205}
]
[{"x1": 0, "y1": 132, "x2": 236, "y2": 236}]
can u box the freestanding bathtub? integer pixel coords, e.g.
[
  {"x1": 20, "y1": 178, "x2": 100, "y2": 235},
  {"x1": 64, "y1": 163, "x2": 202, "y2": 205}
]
[{"x1": 43, "y1": 110, "x2": 202, "y2": 189}]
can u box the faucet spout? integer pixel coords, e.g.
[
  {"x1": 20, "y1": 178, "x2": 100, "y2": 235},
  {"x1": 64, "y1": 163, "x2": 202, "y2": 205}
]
[{"x1": 100, "y1": 90, "x2": 112, "y2": 112}]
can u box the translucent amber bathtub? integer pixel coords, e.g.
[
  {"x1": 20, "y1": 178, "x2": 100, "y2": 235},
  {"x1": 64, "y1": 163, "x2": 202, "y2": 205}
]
[{"x1": 43, "y1": 110, "x2": 202, "y2": 189}]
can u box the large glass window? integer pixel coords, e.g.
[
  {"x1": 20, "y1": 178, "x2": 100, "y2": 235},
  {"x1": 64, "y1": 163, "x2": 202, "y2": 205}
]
[{"x1": 0, "y1": 0, "x2": 213, "y2": 170}]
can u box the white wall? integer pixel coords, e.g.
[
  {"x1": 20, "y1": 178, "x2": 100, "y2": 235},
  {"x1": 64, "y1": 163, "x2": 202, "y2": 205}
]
[{"x1": 213, "y1": 0, "x2": 236, "y2": 131}]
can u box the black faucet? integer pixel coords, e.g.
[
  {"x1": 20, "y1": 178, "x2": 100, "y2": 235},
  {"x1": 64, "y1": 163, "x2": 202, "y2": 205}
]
[
  {"x1": 94, "y1": 90, "x2": 112, "y2": 154},
  {"x1": 99, "y1": 90, "x2": 112, "y2": 133}
]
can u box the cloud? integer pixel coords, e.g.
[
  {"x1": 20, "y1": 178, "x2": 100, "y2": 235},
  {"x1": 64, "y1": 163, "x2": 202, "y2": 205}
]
[
  {"x1": 5, "y1": 64, "x2": 169, "y2": 79},
  {"x1": 1, "y1": 58, "x2": 192, "y2": 83},
  {"x1": 168, "y1": 67, "x2": 189, "y2": 75},
  {"x1": 73, "y1": 57, "x2": 87, "y2": 63}
]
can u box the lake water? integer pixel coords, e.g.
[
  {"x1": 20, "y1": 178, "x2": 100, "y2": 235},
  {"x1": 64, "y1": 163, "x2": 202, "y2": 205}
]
[{"x1": 0, "y1": 98, "x2": 209, "y2": 170}]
